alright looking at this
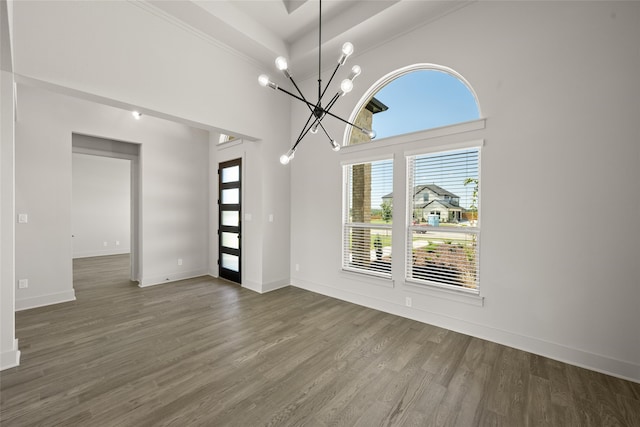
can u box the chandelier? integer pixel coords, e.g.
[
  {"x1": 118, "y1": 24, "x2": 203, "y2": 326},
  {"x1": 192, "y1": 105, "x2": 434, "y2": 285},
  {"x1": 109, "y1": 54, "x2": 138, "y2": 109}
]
[{"x1": 258, "y1": 0, "x2": 376, "y2": 165}]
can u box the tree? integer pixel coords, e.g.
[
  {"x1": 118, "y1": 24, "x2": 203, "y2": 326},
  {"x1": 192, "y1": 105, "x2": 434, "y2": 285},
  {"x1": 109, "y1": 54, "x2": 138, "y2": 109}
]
[
  {"x1": 381, "y1": 200, "x2": 392, "y2": 223},
  {"x1": 464, "y1": 178, "x2": 478, "y2": 224}
]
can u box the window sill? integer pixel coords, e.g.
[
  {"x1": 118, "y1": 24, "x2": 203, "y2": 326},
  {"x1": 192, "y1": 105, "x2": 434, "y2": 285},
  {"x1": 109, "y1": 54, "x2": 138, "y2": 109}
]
[
  {"x1": 341, "y1": 118, "x2": 486, "y2": 155},
  {"x1": 403, "y1": 279, "x2": 484, "y2": 306},
  {"x1": 341, "y1": 268, "x2": 395, "y2": 288}
]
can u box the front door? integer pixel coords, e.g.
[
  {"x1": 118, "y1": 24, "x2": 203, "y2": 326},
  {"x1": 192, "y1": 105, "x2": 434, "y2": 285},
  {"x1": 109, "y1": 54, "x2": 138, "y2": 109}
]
[{"x1": 218, "y1": 159, "x2": 241, "y2": 283}]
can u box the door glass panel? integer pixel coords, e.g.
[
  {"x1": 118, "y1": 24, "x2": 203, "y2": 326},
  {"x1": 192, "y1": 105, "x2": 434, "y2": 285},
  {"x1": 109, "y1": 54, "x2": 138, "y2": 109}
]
[
  {"x1": 221, "y1": 253, "x2": 239, "y2": 272},
  {"x1": 221, "y1": 188, "x2": 239, "y2": 204},
  {"x1": 221, "y1": 165, "x2": 240, "y2": 183},
  {"x1": 221, "y1": 232, "x2": 239, "y2": 249},
  {"x1": 221, "y1": 210, "x2": 239, "y2": 227}
]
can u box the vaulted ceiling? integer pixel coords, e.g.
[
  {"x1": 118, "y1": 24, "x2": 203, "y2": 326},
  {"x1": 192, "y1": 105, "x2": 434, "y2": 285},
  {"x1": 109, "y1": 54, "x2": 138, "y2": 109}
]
[{"x1": 148, "y1": 0, "x2": 473, "y2": 78}]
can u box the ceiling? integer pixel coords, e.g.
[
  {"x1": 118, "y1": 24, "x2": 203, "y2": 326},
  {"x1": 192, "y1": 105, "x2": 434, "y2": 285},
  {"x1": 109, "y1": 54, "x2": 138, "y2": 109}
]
[{"x1": 148, "y1": 0, "x2": 473, "y2": 78}]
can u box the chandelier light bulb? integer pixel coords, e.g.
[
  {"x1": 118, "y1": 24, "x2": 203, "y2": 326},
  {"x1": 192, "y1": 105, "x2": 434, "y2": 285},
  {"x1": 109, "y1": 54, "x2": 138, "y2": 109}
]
[
  {"x1": 132, "y1": 111, "x2": 142, "y2": 120},
  {"x1": 340, "y1": 79, "x2": 353, "y2": 95},
  {"x1": 349, "y1": 65, "x2": 361, "y2": 80},
  {"x1": 310, "y1": 123, "x2": 319, "y2": 134},
  {"x1": 275, "y1": 56, "x2": 288, "y2": 71},
  {"x1": 258, "y1": 74, "x2": 270, "y2": 87},
  {"x1": 331, "y1": 140, "x2": 341, "y2": 151},
  {"x1": 361, "y1": 128, "x2": 376, "y2": 139},
  {"x1": 280, "y1": 149, "x2": 295, "y2": 165},
  {"x1": 342, "y1": 42, "x2": 354, "y2": 56},
  {"x1": 338, "y1": 42, "x2": 354, "y2": 65}
]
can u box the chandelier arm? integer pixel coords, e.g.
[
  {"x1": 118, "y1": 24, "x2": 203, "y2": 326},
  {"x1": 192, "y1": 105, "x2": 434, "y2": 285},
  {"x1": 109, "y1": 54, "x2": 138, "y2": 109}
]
[
  {"x1": 291, "y1": 117, "x2": 317, "y2": 152},
  {"x1": 316, "y1": 121, "x2": 334, "y2": 143},
  {"x1": 322, "y1": 108, "x2": 368, "y2": 133},
  {"x1": 276, "y1": 86, "x2": 319, "y2": 111},
  {"x1": 320, "y1": 63, "x2": 342, "y2": 101},
  {"x1": 287, "y1": 75, "x2": 314, "y2": 111},
  {"x1": 323, "y1": 92, "x2": 342, "y2": 114}
]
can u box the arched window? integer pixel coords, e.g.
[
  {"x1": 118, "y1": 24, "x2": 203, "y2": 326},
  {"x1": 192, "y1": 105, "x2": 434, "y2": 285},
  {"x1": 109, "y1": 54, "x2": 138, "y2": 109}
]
[
  {"x1": 342, "y1": 64, "x2": 483, "y2": 297},
  {"x1": 347, "y1": 64, "x2": 480, "y2": 145}
]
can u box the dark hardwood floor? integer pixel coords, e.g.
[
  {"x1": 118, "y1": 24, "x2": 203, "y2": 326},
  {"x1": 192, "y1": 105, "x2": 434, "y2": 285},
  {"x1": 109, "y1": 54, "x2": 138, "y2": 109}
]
[{"x1": 1, "y1": 254, "x2": 638, "y2": 426}]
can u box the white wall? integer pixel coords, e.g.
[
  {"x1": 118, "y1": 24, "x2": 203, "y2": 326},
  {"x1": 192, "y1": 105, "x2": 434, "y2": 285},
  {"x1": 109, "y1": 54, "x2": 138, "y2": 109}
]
[
  {"x1": 0, "y1": 0, "x2": 20, "y2": 370},
  {"x1": 14, "y1": 84, "x2": 209, "y2": 309},
  {"x1": 10, "y1": 0, "x2": 292, "y2": 294},
  {"x1": 72, "y1": 153, "x2": 130, "y2": 258},
  {"x1": 289, "y1": 1, "x2": 640, "y2": 381}
]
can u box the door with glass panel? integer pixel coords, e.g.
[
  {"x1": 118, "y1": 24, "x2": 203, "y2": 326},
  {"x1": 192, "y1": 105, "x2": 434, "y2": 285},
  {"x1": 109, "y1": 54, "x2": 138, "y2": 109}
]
[{"x1": 218, "y1": 159, "x2": 241, "y2": 283}]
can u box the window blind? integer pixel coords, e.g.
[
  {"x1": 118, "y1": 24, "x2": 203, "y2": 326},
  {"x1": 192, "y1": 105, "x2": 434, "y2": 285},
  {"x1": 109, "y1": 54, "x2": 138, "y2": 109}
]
[
  {"x1": 343, "y1": 159, "x2": 393, "y2": 277},
  {"x1": 406, "y1": 148, "x2": 480, "y2": 291}
]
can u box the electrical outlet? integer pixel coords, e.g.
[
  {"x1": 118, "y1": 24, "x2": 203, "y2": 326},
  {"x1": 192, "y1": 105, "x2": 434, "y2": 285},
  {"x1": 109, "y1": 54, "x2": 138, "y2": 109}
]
[
  {"x1": 405, "y1": 297, "x2": 412, "y2": 307},
  {"x1": 116, "y1": 240, "x2": 120, "y2": 246},
  {"x1": 178, "y1": 258, "x2": 183, "y2": 266},
  {"x1": 295, "y1": 264, "x2": 300, "y2": 272},
  {"x1": 103, "y1": 241, "x2": 108, "y2": 247},
  {"x1": 18, "y1": 279, "x2": 28, "y2": 289}
]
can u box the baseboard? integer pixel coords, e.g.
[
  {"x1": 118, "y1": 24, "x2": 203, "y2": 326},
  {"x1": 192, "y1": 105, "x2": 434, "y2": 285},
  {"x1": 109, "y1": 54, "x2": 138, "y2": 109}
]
[
  {"x1": 241, "y1": 279, "x2": 261, "y2": 293},
  {"x1": 15, "y1": 289, "x2": 76, "y2": 311},
  {"x1": 261, "y1": 278, "x2": 290, "y2": 293},
  {"x1": 291, "y1": 277, "x2": 640, "y2": 384},
  {"x1": 241, "y1": 278, "x2": 289, "y2": 294},
  {"x1": 73, "y1": 249, "x2": 130, "y2": 259},
  {"x1": 0, "y1": 339, "x2": 20, "y2": 371},
  {"x1": 139, "y1": 270, "x2": 208, "y2": 288}
]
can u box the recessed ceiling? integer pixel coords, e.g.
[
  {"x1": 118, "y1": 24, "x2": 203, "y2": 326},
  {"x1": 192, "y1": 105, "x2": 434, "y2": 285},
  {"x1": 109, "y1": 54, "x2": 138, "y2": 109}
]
[{"x1": 148, "y1": 0, "x2": 473, "y2": 77}]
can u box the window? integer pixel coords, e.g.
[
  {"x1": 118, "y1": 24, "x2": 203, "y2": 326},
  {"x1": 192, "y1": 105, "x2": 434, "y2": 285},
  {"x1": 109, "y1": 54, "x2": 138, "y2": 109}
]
[
  {"x1": 341, "y1": 64, "x2": 483, "y2": 294},
  {"x1": 346, "y1": 65, "x2": 480, "y2": 145},
  {"x1": 342, "y1": 159, "x2": 393, "y2": 278},
  {"x1": 406, "y1": 147, "x2": 480, "y2": 292}
]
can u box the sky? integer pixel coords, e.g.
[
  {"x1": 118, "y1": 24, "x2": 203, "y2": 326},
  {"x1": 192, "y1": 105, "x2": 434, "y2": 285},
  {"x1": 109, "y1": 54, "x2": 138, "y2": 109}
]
[
  {"x1": 367, "y1": 70, "x2": 480, "y2": 209},
  {"x1": 372, "y1": 70, "x2": 479, "y2": 139}
]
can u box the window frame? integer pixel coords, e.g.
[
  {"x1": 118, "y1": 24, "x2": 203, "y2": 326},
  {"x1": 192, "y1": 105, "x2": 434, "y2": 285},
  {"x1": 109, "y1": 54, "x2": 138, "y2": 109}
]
[
  {"x1": 405, "y1": 145, "x2": 482, "y2": 295},
  {"x1": 341, "y1": 158, "x2": 394, "y2": 280}
]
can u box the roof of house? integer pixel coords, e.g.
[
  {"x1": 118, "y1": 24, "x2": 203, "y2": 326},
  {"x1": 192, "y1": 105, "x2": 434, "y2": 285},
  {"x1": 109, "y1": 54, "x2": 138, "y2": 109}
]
[
  {"x1": 416, "y1": 200, "x2": 463, "y2": 210},
  {"x1": 383, "y1": 184, "x2": 459, "y2": 200},
  {"x1": 365, "y1": 97, "x2": 389, "y2": 114}
]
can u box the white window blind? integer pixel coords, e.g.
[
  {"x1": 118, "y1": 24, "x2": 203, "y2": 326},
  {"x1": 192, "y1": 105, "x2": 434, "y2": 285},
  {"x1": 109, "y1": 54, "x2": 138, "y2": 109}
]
[
  {"x1": 343, "y1": 159, "x2": 393, "y2": 277},
  {"x1": 406, "y1": 148, "x2": 480, "y2": 292}
]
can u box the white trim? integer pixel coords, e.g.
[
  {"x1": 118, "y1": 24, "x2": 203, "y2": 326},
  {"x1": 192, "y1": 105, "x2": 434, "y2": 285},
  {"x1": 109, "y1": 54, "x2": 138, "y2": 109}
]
[
  {"x1": 403, "y1": 280, "x2": 482, "y2": 306},
  {"x1": 138, "y1": 270, "x2": 208, "y2": 288},
  {"x1": 340, "y1": 269, "x2": 394, "y2": 288},
  {"x1": 340, "y1": 150, "x2": 396, "y2": 166},
  {"x1": 403, "y1": 136, "x2": 484, "y2": 158},
  {"x1": 217, "y1": 138, "x2": 244, "y2": 151},
  {"x1": 241, "y1": 279, "x2": 261, "y2": 293},
  {"x1": 291, "y1": 277, "x2": 639, "y2": 383},
  {"x1": 0, "y1": 339, "x2": 20, "y2": 371},
  {"x1": 129, "y1": 0, "x2": 263, "y2": 70},
  {"x1": 344, "y1": 119, "x2": 485, "y2": 157},
  {"x1": 242, "y1": 278, "x2": 290, "y2": 294},
  {"x1": 16, "y1": 290, "x2": 76, "y2": 311}
]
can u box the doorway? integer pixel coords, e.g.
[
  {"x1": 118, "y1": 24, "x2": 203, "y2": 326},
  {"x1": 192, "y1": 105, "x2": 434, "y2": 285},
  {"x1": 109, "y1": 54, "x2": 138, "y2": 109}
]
[
  {"x1": 72, "y1": 134, "x2": 141, "y2": 282},
  {"x1": 218, "y1": 158, "x2": 242, "y2": 284}
]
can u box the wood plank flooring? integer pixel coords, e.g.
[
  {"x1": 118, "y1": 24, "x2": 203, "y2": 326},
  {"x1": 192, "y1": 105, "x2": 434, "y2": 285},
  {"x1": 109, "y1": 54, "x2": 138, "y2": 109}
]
[{"x1": 1, "y1": 254, "x2": 639, "y2": 426}]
